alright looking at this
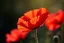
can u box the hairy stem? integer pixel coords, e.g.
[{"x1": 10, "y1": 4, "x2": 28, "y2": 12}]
[{"x1": 34, "y1": 29, "x2": 39, "y2": 43}]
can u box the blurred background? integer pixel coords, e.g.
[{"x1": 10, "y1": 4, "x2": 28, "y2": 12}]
[{"x1": 0, "y1": 0, "x2": 64, "y2": 43}]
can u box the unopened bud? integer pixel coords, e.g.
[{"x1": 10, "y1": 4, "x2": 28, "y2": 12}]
[{"x1": 53, "y1": 35, "x2": 59, "y2": 43}]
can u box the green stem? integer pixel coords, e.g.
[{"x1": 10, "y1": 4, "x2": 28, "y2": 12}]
[
  {"x1": 20, "y1": 39, "x2": 23, "y2": 43},
  {"x1": 45, "y1": 31, "x2": 52, "y2": 43},
  {"x1": 45, "y1": 36, "x2": 51, "y2": 43},
  {"x1": 34, "y1": 29, "x2": 39, "y2": 43},
  {"x1": 61, "y1": 25, "x2": 64, "y2": 43}
]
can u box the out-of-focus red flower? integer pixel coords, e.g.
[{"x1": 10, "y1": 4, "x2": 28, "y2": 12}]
[
  {"x1": 45, "y1": 10, "x2": 64, "y2": 31},
  {"x1": 17, "y1": 8, "x2": 49, "y2": 39},
  {"x1": 6, "y1": 29, "x2": 20, "y2": 43},
  {"x1": 6, "y1": 34, "x2": 18, "y2": 43},
  {"x1": 6, "y1": 28, "x2": 31, "y2": 43}
]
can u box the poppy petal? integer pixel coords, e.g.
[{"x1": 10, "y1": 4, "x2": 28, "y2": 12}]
[{"x1": 18, "y1": 25, "x2": 31, "y2": 39}]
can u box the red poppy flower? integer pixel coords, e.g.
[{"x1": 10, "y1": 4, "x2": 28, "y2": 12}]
[
  {"x1": 17, "y1": 8, "x2": 49, "y2": 39},
  {"x1": 45, "y1": 10, "x2": 64, "y2": 31}
]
